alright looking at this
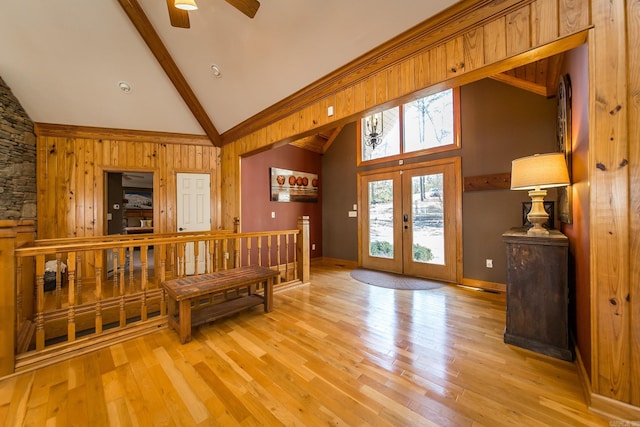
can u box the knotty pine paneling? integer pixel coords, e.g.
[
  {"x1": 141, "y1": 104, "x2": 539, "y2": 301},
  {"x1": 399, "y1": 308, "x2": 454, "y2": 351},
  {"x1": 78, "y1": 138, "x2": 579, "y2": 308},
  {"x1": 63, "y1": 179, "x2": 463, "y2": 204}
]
[
  {"x1": 35, "y1": 127, "x2": 220, "y2": 241},
  {"x1": 463, "y1": 29, "x2": 485, "y2": 72},
  {"x1": 532, "y1": 0, "x2": 559, "y2": 45},
  {"x1": 483, "y1": 17, "x2": 507, "y2": 64},
  {"x1": 629, "y1": 0, "x2": 640, "y2": 408},
  {"x1": 591, "y1": 0, "x2": 631, "y2": 404},
  {"x1": 560, "y1": 0, "x2": 591, "y2": 36},
  {"x1": 506, "y1": 6, "x2": 532, "y2": 56},
  {"x1": 446, "y1": 36, "x2": 465, "y2": 78}
]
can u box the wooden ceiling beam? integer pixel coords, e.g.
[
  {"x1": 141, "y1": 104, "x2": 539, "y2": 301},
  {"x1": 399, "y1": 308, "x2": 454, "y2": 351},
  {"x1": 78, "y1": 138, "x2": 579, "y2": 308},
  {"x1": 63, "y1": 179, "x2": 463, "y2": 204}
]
[
  {"x1": 490, "y1": 73, "x2": 550, "y2": 97},
  {"x1": 117, "y1": 0, "x2": 221, "y2": 147},
  {"x1": 321, "y1": 126, "x2": 344, "y2": 154}
]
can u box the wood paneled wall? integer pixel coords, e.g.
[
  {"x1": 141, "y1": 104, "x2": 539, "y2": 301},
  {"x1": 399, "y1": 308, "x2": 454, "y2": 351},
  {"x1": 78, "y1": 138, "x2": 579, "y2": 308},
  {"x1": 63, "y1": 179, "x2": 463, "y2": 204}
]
[
  {"x1": 220, "y1": 0, "x2": 640, "y2": 414},
  {"x1": 35, "y1": 124, "x2": 221, "y2": 240},
  {"x1": 628, "y1": 0, "x2": 640, "y2": 409}
]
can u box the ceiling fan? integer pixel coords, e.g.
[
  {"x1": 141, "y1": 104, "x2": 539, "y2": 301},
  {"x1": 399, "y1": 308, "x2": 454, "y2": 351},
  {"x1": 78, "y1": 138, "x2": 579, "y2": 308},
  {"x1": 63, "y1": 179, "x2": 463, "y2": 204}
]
[{"x1": 166, "y1": 0, "x2": 260, "y2": 28}]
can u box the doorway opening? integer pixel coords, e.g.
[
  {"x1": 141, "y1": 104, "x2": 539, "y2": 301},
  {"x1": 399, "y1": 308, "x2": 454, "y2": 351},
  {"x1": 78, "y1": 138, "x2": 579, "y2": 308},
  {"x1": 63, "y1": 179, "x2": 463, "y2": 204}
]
[{"x1": 105, "y1": 171, "x2": 155, "y2": 276}]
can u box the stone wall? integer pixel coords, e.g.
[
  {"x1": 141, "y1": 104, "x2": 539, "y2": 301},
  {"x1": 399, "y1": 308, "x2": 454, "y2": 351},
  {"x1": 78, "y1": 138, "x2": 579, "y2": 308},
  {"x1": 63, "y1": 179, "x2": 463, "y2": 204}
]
[{"x1": 0, "y1": 76, "x2": 36, "y2": 220}]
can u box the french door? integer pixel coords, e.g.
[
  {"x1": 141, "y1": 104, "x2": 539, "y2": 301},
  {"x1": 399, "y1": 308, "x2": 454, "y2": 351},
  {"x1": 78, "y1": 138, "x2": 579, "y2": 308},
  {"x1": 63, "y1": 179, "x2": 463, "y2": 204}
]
[{"x1": 359, "y1": 158, "x2": 460, "y2": 283}]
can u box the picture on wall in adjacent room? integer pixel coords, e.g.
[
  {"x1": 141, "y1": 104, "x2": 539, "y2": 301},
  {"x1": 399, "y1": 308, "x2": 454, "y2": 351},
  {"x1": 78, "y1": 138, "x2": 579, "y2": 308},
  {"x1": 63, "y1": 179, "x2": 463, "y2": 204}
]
[
  {"x1": 556, "y1": 73, "x2": 572, "y2": 224},
  {"x1": 270, "y1": 167, "x2": 319, "y2": 202},
  {"x1": 123, "y1": 190, "x2": 153, "y2": 209}
]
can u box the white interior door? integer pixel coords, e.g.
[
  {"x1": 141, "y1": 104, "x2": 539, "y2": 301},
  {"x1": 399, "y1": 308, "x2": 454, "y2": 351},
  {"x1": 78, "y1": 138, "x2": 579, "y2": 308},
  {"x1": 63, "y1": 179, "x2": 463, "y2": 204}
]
[{"x1": 177, "y1": 173, "x2": 211, "y2": 275}]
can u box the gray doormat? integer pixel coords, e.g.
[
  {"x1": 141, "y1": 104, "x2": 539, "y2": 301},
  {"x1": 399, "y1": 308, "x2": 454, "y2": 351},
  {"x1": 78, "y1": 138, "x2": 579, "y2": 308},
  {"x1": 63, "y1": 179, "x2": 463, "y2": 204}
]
[{"x1": 350, "y1": 268, "x2": 444, "y2": 290}]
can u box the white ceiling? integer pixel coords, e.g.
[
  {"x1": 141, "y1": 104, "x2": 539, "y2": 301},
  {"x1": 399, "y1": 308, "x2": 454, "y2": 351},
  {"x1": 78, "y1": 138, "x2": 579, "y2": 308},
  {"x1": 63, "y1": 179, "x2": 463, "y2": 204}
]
[{"x1": 0, "y1": 0, "x2": 460, "y2": 136}]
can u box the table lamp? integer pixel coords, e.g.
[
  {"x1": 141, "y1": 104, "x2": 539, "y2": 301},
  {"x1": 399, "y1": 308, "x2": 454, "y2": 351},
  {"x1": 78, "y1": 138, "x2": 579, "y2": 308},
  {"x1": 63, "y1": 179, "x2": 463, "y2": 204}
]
[{"x1": 511, "y1": 152, "x2": 570, "y2": 236}]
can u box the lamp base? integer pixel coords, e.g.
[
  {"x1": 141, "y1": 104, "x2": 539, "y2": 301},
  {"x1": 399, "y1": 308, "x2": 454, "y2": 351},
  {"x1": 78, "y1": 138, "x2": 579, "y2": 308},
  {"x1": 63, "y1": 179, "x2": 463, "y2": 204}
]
[{"x1": 526, "y1": 188, "x2": 550, "y2": 236}]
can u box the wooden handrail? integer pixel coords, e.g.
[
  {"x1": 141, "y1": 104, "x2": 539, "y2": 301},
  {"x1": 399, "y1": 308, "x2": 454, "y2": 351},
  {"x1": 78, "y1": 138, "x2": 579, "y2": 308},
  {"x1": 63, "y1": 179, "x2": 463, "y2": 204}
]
[{"x1": 16, "y1": 230, "x2": 299, "y2": 256}]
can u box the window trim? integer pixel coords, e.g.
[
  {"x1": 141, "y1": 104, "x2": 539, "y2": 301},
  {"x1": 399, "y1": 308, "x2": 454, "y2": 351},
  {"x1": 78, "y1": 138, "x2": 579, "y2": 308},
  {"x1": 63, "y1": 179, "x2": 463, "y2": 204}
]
[{"x1": 357, "y1": 87, "x2": 461, "y2": 166}]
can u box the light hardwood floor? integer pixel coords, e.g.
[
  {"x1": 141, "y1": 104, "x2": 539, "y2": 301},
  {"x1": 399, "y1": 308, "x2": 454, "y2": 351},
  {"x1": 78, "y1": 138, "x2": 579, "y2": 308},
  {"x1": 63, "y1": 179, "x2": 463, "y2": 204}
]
[{"x1": 1, "y1": 261, "x2": 608, "y2": 426}]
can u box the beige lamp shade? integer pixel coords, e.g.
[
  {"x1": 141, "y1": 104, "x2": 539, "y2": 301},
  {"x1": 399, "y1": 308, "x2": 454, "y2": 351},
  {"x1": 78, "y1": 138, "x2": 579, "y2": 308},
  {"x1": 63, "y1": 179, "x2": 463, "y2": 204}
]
[
  {"x1": 175, "y1": 0, "x2": 198, "y2": 11},
  {"x1": 511, "y1": 152, "x2": 570, "y2": 190}
]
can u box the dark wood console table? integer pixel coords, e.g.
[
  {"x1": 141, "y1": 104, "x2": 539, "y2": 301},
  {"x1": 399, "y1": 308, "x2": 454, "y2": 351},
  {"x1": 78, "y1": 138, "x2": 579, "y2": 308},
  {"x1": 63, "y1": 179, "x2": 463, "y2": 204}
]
[{"x1": 502, "y1": 228, "x2": 572, "y2": 361}]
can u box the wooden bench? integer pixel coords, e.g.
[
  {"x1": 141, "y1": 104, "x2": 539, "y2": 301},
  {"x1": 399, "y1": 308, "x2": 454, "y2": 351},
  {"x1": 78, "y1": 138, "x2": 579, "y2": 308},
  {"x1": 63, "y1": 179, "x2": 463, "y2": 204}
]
[{"x1": 161, "y1": 265, "x2": 279, "y2": 343}]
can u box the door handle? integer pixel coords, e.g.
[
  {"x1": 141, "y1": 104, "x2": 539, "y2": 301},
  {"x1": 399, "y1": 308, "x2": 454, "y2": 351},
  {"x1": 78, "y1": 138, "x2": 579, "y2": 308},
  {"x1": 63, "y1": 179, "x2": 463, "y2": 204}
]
[{"x1": 403, "y1": 214, "x2": 409, "y2": 222}]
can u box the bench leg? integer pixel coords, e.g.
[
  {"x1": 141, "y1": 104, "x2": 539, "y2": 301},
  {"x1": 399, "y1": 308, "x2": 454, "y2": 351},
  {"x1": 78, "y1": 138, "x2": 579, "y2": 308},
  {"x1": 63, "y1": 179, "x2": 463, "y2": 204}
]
[
  {"x1": 178, "y1": 300, "x2": 192, "y2": 344},
  {"x1": 264, "y1": 278, "x2": 273, "y2": 313},
  {"x1": 167, "y1": 297, "x2": 177, "y2": 331}
]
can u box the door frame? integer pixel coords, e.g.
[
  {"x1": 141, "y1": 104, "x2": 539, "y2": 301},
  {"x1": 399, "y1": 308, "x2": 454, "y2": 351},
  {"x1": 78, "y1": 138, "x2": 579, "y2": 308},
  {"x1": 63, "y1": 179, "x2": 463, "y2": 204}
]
[{"x1": 357, "y1": 156, "x2": 462, "y2": 283}]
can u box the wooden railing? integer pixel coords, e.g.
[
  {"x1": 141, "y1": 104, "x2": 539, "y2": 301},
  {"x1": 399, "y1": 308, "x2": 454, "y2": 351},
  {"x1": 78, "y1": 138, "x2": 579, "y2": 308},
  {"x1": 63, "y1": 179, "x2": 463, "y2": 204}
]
[{"x1": 0, "y1": 217, "x2": 310, "y2": 376}]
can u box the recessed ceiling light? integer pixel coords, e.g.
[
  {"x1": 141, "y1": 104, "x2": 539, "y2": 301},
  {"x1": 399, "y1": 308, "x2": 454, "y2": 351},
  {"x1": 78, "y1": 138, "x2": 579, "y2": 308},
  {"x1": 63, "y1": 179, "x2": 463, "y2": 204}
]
[
  {"x1": 117, "y1": 81, "x2": 132, "y2": 94},
  {"x1": 210, "y1": 64, "x2": 222, "y2": 78}
]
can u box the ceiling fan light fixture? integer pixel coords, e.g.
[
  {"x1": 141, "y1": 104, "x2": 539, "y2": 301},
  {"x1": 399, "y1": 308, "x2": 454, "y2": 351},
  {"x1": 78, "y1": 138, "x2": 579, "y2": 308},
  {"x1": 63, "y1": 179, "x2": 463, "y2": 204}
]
[{"x1": 174, "y1": 0, "x2": 198, "y2": 11}]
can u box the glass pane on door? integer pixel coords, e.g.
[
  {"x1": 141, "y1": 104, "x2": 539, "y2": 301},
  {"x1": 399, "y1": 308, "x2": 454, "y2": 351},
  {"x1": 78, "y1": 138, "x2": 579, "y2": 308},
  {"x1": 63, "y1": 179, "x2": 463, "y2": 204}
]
[
  {"x1": 410, "y1": 173, "x2": 444, "y2": 265},
  {"x1": 368, "y1": 179, "x2": 395, "y2": 259}
]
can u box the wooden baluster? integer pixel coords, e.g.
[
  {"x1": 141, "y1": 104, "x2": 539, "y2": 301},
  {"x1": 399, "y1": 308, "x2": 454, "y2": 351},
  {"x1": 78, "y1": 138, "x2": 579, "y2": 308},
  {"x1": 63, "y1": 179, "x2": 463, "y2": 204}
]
[
  {"x1": 95, "y1": 250, "x2": 103, "y2": 334},
  {"x1": 76, "y1": 254, "x2": 82, "y2": 305},
  {"x1": 128, "y1": 245, "x2": 135, "y2": 292},
  {"x1": 16, "y1": 257, "x2": 23, "y2": 334},
  {"x1": 158, "y1": 243, "x2": 166, "y2": 316},
  {"x1": 67, "y1": 252, "x2": 76, "y2": 342},
  {"x1": 159, "y1": 243, "x2": 166, "y2": 283},
  {"x1": 257, "y1": 236, "x2": 263, "y2": 267},
  {"x1": 119, "y1": 247, "x2": 126, "y2": 289},
  {"x1": 267, "y1": 235, "x2": 272, "y2": 267},
  {"x1": 284, "y1": 234, "x2": 290, "y2": 281},
  {"x1": 214, "y1": 239, "x2": 221, "y2": 271},
  {"x1": 113, "y1": 247, "x2": 119, "y2": 295},
  {"x1": 205, "y1": 240, "x2": 211, "y2": 273},
  {"x1": 194, "y1": 239, "x2": 200, "y2": 275},
  {"x1": 35, "y1": 254, "x2": 45, "y2": 351},
  {"x1": 119, "y1": 247, "x2": 126, "y2": 327},
  {"x1": 276, "y1": 234, "x2": 281, "y2": 273},
  {"x1": 222, "y1": 239, "x2": 229, "y2": 270},
  {"x1": 246, "y1": 236, "x2": 252, "y2": 267},
  {"x1": 293, "y1": 233, "x2": 298, "y2": 280},
  {"x1": 55, "y1": 253, "x2": 63, "y2": 309},
  {"x1": 166, "y1": 243, "x2": 174, "y2": 279},
  {"x1": 178, "y1": 242, "x2": 185, "y2": 277},
  {"x1": 141, "y1": 245, "x2": 148, "y2": 321}
]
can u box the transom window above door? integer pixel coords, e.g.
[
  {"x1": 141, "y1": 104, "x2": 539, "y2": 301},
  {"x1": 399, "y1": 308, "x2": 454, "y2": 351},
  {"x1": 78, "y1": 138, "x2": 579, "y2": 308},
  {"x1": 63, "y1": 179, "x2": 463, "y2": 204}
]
[{"x1": 359, "y1": 88, "x2": 460, "y2": 165}]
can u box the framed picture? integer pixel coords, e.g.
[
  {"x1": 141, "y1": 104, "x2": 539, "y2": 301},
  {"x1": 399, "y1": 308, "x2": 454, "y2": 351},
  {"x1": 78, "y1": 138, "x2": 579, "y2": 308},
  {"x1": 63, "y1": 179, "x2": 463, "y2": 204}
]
[
  {"x1": 522, "y1": 201, "x2": 555, "y2": 230},
  {"x1": 123, "y1": 189, "x2": 153, "y2": 209},
  {"x1": 270, "y1": 167, "x2": 319, "y2": 202},
  {"x1": 557, "y1": 74, "x2": 573, "y2": 224}
]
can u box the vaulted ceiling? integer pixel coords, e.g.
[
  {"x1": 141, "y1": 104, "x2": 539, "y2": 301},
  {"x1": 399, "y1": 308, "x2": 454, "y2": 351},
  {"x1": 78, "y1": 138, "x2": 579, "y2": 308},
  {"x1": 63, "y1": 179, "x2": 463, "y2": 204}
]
[
  {"x1": 0, "y1": 0, "x2": 461, "y2": 146},
  {"x1": 1, "y1": 1, "x2": 564, "y2": 153}
]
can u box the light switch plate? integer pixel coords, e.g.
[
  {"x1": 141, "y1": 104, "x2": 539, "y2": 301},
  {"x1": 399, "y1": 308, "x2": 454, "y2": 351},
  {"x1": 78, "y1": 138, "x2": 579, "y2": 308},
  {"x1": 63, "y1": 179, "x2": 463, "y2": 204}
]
[{"x1": 348, "y1": 211, "x2": 357, "y2": 217}]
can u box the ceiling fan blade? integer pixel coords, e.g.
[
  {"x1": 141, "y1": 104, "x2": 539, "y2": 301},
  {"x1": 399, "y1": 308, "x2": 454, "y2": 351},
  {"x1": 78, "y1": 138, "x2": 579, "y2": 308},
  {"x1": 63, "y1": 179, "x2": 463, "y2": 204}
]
[
  {"x1": 166, "y1": 0, "x2": 190, "y2": 28},
  {"x1": 224, "y1": 0, "x2": 260, "y2": 19}
]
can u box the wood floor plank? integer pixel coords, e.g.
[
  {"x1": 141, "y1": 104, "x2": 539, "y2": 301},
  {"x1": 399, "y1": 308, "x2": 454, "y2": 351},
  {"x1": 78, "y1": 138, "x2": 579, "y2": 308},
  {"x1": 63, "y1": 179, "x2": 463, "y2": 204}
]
[{"x1": 0, "y1": 262, "x2": 610, "y2": 426}]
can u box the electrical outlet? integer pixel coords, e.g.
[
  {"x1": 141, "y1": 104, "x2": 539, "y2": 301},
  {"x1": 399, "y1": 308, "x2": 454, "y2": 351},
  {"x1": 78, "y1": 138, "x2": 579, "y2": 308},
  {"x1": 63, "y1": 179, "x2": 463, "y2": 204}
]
[
  {"x1": 271, "y1": 211, "x2": 276, "y2": 218},
  {"x1": 312, "y1": 243, "x2": 316, "y2": 250},
  {"x1": 486, "y1": 259, "x2": 493, "y2": 268}
]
